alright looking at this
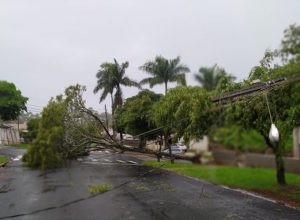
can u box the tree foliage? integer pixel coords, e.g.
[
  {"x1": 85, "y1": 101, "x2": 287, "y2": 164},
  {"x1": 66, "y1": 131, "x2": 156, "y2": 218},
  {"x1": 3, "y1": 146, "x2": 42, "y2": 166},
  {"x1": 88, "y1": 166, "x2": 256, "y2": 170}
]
[
  {"x1": 0, "y1": 81, "x2": 28, "y2": 121},
  {"x1": 212, "y1": 125, "x2": 267, "y2": 152},
  {"x1": 219, "y1": 24, "x2": 300, "y2": 185},
  {"x1": 22, "y1": 85, "x2": 114, "y2": 169},
  {"x1": 151, "y1": 86, "x2": 212, "y2": 144},
  {"x1": 115, "y1": 90, "x2": 162, "y2": 136},
  {"x1": 24, "y1": 117, "x2": 41, "y2": 141},
  {"x1": 140, "y1": 56, "x2": 190, "y2": 94},
  {"x1": 22, "y1": 96, "x2": 66, "y2": 169},
  {"x1": 280, "y1": 23, "x2": 300, "y2": 61},
  {"x1": 194, "y1": 64, "x2": 235, "y2": 92}
]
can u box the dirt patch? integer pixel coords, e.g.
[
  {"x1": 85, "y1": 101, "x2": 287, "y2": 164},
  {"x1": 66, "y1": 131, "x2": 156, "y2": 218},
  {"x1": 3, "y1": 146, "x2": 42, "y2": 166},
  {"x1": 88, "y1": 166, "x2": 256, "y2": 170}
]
[{"x1": 251, "y1": 185, "x2": 300, "y2": 209}]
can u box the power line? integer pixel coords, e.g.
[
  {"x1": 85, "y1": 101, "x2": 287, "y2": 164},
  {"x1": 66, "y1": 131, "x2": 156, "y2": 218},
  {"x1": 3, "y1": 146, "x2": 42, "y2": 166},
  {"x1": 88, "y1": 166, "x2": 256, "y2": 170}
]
[
  {"x1": 212, "y1": 75, "x2": 300, "y2": 104},
  {"x1": 212, "y1": 77, "x2": 286, "y2": 103},
  {"x1": 27, "y1": 104, "x2": 44, "y2": 108},
  {"x1": 133, "y1": 75, "x2": 300, "y2": 140}
]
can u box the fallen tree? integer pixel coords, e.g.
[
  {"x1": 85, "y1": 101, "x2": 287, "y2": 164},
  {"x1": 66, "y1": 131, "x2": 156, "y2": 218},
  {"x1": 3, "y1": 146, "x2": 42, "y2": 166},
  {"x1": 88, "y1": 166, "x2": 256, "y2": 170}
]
[{"x1": 23, "y1": 85, "x2": 194, "y2": 169}]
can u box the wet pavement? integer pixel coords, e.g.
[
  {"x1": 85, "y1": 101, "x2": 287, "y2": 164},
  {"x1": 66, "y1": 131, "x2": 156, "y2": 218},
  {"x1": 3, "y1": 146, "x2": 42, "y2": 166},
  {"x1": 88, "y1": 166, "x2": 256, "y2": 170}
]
[{"x1": 0, "y1": 146, "x2": 300, "y2": 220}]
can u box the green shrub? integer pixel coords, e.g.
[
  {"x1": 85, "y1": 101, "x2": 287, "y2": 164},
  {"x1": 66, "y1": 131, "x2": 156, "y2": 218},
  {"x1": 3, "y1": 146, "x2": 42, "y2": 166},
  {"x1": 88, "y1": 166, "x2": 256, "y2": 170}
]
[{"x1": 212, "y1": 125, "x2": 267, "y2": 152}]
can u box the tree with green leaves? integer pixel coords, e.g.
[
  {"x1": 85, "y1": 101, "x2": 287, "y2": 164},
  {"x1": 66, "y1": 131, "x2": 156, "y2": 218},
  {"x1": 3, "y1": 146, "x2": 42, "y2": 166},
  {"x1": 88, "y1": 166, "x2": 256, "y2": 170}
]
[
  {"x1": 25, "y1": 117, "x2": 41, "y2": 141},
  {"x1": 280, "y1": 23, "x2": 300, "y2": 61},
  {"x1": 223, "y1": 76, "x2": 299, "y2": 185},
  {"x1": 115, "y1": 90, "x2": 162, "y2": 147},
  {"x1": 115, "y1": 90, "x2": 162, "y2": 136},
  {"x1": 22, "y1": 94, "x2": 67, "y2": 169},
  {"x1": 23, "y1": 85, "x2": 113, "y2": 169},
  {"x1": 222, "y1": 24, "x2": 300, "y2": 185},
  {"x1": 22, "y1": 84, "x2": 171, "y2": 170},
  {"x1": 94, "y1": 59, "x2": 140, "y2": 115},
  {"x1": 139, "y1": 56, "x2": 190, "y2": 94},
  {"x1": 0, "y1": 81, "x2": 28, "y2": 121},
  {"x1": 194, "y1": 64, "x2": 235, "y2": 91},
  {"x1": 151, "y1": 86, "x2": 212, "y2": 163}
]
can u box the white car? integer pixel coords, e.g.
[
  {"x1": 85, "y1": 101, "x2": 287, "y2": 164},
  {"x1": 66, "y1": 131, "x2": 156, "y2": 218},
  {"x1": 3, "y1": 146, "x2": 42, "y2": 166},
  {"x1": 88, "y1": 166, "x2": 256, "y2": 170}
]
[
  {"x1": 176, "y1": 142, "x2": 187, "y2": 150},
  {"x1": 163, "y1": 145, "x2": 185, "y2": 155}
]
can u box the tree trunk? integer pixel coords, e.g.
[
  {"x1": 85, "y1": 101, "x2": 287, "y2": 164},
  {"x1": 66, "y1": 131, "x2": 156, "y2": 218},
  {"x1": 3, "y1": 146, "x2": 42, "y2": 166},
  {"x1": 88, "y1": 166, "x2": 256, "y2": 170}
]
[
  {"x1": 156, "y1": 136, "x2": 163, "y2": 162},
  {"x1": 164, "y1": 81, "x2": 168, "y2": 95},
  {"x1": 263, "y1": 134, "x2": 286, "y2": 186},
  {"x1": 157, "y1": 146, "x2": 162, "y2": 162},
  {"x1": 274, "y1": 142, "x2": 286, "y2": 185},
  {"x1": 110, "y1": 93, "x2": 115, "y2": 137},
  {"x1": 138, "y1": 136, "x2": 146, "y2": 149},
  {"x1": 164, "y1": 132, "x2": 174, "y2": 163}
]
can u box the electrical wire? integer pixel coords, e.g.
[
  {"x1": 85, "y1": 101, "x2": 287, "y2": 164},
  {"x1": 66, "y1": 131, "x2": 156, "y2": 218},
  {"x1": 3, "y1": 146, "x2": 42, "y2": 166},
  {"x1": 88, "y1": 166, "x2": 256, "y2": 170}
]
[{"x1": 265, "y1": 93, "x2": 274, "y2": 123}]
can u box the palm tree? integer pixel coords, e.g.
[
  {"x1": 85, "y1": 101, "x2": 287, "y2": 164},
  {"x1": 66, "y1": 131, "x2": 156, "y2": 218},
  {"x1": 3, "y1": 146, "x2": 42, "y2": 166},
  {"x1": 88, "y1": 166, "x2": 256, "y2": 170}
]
[
  {"x1": 94, "y1": 59, "x2": 140, "y2": 115},
  {"x1": 194, "y1": 64, "x2": 235, "y2": 91},
  {"x1": 139, "y1": 56, "x2": 190, "y2": 94},
  {"x1": 93, "y1": 62, "x2": 115, "y2": 109}
]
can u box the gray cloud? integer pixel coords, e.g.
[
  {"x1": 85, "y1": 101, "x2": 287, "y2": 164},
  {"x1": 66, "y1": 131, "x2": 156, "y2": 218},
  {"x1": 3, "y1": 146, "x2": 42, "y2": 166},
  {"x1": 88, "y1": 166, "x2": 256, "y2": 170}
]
[{"x1": 1, "y1": 0, "x2": 300, "y2": 113}]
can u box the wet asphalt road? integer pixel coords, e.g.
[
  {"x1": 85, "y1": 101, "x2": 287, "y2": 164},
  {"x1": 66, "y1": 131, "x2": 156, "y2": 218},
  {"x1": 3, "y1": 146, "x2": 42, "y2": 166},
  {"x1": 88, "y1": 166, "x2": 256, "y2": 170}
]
[{"x1": 0, "y1": 146, "x2": 300, "y2": 220}]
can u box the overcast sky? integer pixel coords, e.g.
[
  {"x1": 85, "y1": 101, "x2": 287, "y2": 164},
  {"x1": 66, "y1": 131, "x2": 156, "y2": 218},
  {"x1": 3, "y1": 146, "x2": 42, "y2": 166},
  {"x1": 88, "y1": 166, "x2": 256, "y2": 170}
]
[{"x1": 1, "y1": 0, "x2": 300, "y2": 113}]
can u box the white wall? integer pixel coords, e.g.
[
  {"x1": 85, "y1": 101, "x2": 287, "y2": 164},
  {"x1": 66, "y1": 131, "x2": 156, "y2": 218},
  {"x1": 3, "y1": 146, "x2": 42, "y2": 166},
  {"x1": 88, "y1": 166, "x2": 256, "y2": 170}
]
[{"x1": 0, "y1": 127, "x2": 20, "y2": 145}]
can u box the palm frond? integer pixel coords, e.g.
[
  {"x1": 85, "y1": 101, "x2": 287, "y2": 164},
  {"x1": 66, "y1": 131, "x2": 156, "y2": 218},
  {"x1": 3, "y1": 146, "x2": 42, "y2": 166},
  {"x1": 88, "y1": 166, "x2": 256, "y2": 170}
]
[
  {"x1": 121, "y1": 77, "x2": 141, "y2": 89},
  {"x1": 175, "y1": 73, "x2": 187, "y2": 86},
  {"x1": 99, "y1": 88, "x2": 110, "y2": 102},
  {"x1": 194, "y1": 74, "x2": 204, "y2": 84}
]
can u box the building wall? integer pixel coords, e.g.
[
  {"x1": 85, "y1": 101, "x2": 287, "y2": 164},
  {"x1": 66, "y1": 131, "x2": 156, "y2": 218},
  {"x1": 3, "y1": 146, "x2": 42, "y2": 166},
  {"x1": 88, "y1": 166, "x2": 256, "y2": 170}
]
[
  {"x1": 4, "y1": 122, "x2": 27, "y2": 130},
  {"x1": 0, "y1": 127, "x2": 20, "y2": 145},
  {"x1": 293, "y1": 126, "x2": 300, "y2": 159},
  {"x1": 212, "y1": 149, "x2": 300, "y2": 174},
  {"x1": 189, "y1": 136, "x2": 209, "y2": 153}
]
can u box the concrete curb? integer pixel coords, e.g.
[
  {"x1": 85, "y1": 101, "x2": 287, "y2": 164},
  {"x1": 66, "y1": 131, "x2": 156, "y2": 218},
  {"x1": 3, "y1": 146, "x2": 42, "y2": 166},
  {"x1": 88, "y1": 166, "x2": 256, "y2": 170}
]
[{"x1": 0, "y1": 161, "x2": 9, "y2": 167}]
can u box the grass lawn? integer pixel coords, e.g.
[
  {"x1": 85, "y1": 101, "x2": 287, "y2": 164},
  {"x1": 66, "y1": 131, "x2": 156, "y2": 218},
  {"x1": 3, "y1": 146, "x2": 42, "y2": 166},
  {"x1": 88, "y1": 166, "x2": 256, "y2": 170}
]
[
  {"x1": 0, "y1": 155, "x2": 9, "y2": 165},
  {"x1": 10, "y1": 143, "x2": 31, "y2": 149},
  {"x1": 144, "y1": 161, "x2": 300, "y2": 207}
]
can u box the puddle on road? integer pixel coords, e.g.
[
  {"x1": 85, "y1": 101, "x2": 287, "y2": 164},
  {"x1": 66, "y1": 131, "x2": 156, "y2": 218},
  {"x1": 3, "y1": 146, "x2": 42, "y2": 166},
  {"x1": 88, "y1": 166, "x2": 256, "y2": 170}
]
[
  {"x1": 0, "y1": 184, "x2": 12, "y2": 193},
  {"x1": 42, "y1": 184, "x2": 72, "y2": 193},
  {"x1": 12, "y1": 155, "x2": 22, "y2": 161}
]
